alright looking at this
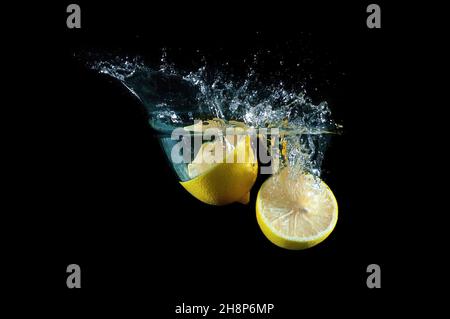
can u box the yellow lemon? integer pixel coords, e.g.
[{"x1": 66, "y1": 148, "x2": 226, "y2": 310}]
[
  {"x1": 256, "y1": 167, "x2": 338, "y2": 249},
  {"x1": 180, "y1": 128, "x2": 258, "y2": 205}
]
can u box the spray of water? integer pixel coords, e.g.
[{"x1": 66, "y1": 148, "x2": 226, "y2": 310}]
[{"x1": 89, "y1": 55, "x2": 341, "y2": 179}]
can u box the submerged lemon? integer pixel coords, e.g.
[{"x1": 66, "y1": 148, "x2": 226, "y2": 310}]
[
  {"x1": 180, "y1": 126, "x2": 258, "y2": 205},
  {"x1": 256, "y1": 167, "x2": 338, "y2": 249}
]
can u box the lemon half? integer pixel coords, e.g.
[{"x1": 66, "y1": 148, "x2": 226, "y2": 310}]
[
  {"x1": 180, "y1": 130, "x2": 258, "y2": 205},
  {"x1": 256, "y1": 168, "x2": 338, "y2": 249}
]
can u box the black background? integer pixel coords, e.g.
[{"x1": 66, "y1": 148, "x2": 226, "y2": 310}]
[{"x1": 11, "y1": 0, "x2": 430, "y2": 316}]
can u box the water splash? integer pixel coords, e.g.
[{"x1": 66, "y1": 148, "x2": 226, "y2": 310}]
[{"x1": 89, "y1": 55, "x2": 341, "y2": 178}]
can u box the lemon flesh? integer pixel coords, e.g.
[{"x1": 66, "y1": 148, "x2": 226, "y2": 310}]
[
  {"x1": 187, "y1": 141, "x2": 225, "y2": 178},
  {"x1": 256, "y1": 167, "x2": 338, "y2": 249},
  {"x1": 180, "y1": 131, "x2": 258, "y2": 205}
]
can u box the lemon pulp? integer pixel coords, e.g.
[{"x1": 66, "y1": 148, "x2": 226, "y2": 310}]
[{"x1": 256, "y1": 167, "x2": 338, "y2": 249}]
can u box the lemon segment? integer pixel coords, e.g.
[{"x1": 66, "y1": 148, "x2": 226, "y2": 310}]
[{"x1": 256, "y1": 168, "x2": 338, "y2": 249}]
